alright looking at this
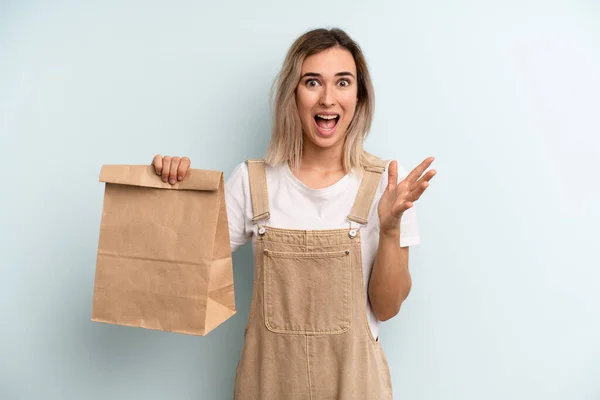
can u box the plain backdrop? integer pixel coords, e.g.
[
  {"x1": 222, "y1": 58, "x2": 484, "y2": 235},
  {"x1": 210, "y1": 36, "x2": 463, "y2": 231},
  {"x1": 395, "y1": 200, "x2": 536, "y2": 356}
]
[{"x1": 1, "y1": 1, "x2": 599, "y2": 399}]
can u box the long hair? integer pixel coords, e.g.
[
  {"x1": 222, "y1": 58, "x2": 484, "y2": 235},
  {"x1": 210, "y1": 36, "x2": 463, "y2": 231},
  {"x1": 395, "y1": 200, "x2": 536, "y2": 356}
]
[{"x1": 265, "y1": 28, "x2": 380, "y2": 173}]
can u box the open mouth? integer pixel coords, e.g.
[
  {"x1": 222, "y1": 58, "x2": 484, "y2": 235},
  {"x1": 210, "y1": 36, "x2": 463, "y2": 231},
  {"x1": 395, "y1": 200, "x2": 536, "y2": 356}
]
[{"x1": 314, "y1": 114, "x2": 340, "y2": 134}]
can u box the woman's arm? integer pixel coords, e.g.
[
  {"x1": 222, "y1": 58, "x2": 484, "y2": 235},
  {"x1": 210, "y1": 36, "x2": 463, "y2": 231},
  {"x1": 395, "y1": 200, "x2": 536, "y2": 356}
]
[
  {"x1": 369, "y1": 230, "x2": 411, "y2": 321},
  {"x1": 369, "y1": 157, "x2": 436, "y2": 321}
]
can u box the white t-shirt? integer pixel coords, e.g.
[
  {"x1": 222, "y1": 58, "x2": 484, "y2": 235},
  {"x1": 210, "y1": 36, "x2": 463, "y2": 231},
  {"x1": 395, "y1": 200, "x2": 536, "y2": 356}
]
[{"x1": 225, "y1": 160, "x2": 420, "y2": 340}]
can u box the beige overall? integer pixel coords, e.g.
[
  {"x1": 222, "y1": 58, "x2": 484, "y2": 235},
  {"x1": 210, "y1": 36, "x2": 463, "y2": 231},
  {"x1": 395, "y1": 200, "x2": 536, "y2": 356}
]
[{"x1": 233, "y1": 159, "x2": 393, "y2": 400}]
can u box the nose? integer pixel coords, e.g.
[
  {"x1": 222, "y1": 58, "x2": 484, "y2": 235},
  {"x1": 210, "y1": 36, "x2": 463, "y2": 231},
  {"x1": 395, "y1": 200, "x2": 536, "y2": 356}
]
[{"x1": 319, "y1": 85, "x2": 335, "y2": 107}]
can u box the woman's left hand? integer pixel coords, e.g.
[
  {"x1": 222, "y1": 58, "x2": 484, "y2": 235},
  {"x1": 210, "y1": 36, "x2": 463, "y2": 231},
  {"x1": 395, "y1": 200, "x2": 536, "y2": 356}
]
[{"x1": 377, "y1": 157, "x2": 436, "y2": 235}]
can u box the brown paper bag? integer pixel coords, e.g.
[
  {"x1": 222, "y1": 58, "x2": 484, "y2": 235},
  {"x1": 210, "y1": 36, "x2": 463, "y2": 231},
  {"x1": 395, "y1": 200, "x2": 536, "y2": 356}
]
[{"x1": 91, "y1": 165, "x2": 235, "y2": 336}]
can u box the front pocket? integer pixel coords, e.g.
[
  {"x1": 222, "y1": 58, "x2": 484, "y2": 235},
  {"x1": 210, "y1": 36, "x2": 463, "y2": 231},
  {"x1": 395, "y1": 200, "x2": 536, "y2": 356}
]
[{"x1": 263, "y1": 249, "x2": 351, "y2": 334}]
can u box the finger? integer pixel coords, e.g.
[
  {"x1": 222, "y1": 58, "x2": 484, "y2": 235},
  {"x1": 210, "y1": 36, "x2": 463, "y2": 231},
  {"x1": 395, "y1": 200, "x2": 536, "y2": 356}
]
[
  {"x1": 406, "y1": 156, "x2": 435, "y2": 184},
  {"x1": 152, "y1": 154, "x2": 163, "y2": 176},
  {"x1": 178, "y1": 157, "x2": 191, "y2": 181},
  {"x1": 387, "y1": 160, "x2": 398, "y2": 188},
  {"x1": 408, "y1": 181, "x2": 430, "y2": 202},
  {"x1": 408, "y1": 157, "x2": 435, "y2": 181},
  {"x1": 393, "y1": 200, "x2": 414, "y2": 217},
  {"x1": 161, "y1": 156, "x2": 171, "y2": 183},
  {"x1": 169, "y1": 157, "x2": 181, "y2": 184},
  {"x1": 410, "y1": 169, "x2": 436, "y2": 191}
]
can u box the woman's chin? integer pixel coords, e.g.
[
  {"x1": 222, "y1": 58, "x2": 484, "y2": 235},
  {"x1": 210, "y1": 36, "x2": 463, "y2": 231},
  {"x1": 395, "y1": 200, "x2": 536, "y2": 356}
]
[{"x1": 305, "y1": 129, "x2": 346, "y2": 150}]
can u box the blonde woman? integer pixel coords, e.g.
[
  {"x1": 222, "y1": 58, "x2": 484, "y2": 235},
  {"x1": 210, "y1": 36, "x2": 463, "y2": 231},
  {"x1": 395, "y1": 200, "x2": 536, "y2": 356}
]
[{"x1": 153, "y1": 28, "x2": 435, "y2": 400}]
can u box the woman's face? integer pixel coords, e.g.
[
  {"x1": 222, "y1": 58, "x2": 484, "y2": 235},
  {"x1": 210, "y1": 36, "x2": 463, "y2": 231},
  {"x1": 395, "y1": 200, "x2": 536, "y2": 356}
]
[{"x1": 295, "y1": 47, "x2": 358, "y2": 152}]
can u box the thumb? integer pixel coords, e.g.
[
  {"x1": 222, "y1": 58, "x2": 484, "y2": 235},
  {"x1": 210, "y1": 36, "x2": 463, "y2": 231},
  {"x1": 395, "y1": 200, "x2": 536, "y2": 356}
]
[{"x1": 387, "y1": 160, "x2": 398, "y2": 189}]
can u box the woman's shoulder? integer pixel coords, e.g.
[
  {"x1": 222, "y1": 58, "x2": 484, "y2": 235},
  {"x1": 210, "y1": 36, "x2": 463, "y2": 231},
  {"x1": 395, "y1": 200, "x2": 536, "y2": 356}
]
[
  {"x1": 227, "y1": 158, "x2": 287, "y2": 184},
  {"x1": 361, "y1": 152, "x2": 411, "y2": 193},
  {"x1": 360, "y1": 152, "x2": 396, "y2": 176},
  {"x1": 228, "y1": 160, "x2": 249, "y2": 179},
  {"x1": 361, "y1": 152, "x2": 389, "y2": 168}
]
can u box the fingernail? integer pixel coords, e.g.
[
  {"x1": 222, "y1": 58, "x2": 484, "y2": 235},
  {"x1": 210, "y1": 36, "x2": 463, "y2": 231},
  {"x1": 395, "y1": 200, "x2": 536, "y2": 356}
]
[
  {"x1": 162, "y1": 177, "x2": 168, "y2": 182},
  {"x1": 178, "y1": 176, "x2": 182, "y2": 181},
  {"x1": 169, "y1": 178, "x2": 176, "y2": 184}
]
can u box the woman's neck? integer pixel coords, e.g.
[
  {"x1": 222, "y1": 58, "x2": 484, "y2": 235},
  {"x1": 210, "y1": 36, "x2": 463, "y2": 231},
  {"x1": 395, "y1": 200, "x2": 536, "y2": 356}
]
[
  {"x1": 287, "y1": 139, "x2": 347, "y2": 190},
  {"x1": 298, "y1": 140, "x2": 344, "y2": 173}
]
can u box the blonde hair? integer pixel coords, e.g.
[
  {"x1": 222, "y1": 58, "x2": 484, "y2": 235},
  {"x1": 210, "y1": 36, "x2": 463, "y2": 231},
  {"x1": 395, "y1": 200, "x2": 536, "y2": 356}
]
[{"x1": 265, "y1": 28, "x2": 381, "y2": 174}]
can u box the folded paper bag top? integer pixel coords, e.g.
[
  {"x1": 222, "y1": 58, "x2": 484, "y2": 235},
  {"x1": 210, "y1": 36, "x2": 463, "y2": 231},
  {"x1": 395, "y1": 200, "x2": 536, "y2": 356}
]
[
  {"x1": 98, "y1": 164, "x2": 222, "y2": 191},
  {"x1": 91, "y1": 164, "x2": 235, "y2": 336}
]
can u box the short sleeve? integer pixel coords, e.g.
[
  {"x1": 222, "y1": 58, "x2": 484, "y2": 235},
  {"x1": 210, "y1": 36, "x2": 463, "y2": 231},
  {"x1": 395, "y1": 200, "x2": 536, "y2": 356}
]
[
  {"x1": 225, "y1": 162, "x2": 252, "y2": 253},
  {"x1": 374, "y1": 160, "x2": 421, "y2": 247}
]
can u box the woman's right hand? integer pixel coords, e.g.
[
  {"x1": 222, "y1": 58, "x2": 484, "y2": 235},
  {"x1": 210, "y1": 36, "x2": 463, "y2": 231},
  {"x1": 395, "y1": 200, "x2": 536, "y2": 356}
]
[{"x1": 151, "y1": 155, "x2": 191, "y2": 185}]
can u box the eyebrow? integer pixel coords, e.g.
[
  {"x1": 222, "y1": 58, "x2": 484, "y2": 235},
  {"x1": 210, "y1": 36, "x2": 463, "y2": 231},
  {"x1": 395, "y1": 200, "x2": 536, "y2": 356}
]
[{"x1": 300, "y1": 72, "x2": 356, "y2": 79}]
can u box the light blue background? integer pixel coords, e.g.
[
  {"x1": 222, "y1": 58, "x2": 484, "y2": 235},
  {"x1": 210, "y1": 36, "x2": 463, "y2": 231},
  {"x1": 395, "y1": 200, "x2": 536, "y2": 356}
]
[{"x1": 1, "y1": 1, "x2": 599, "y2": 399}]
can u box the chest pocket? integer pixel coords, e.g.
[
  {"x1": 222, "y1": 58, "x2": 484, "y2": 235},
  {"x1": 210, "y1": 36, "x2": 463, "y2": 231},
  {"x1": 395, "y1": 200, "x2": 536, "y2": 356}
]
[{"x1": 262, "y1": 248, "x2": 352, "y2": 335}]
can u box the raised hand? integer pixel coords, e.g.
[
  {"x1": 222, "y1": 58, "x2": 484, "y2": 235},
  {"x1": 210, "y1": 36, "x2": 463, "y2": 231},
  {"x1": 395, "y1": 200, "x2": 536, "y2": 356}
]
[{"x1": 377, "y1": 157, "x2": 436, "y2": 234}]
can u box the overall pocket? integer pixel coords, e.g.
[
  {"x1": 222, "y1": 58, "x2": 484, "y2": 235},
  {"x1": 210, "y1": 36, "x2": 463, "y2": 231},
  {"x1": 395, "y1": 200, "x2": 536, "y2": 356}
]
[{"x1": 263, "y1": 249, "x2": 351, "y2": 334}]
